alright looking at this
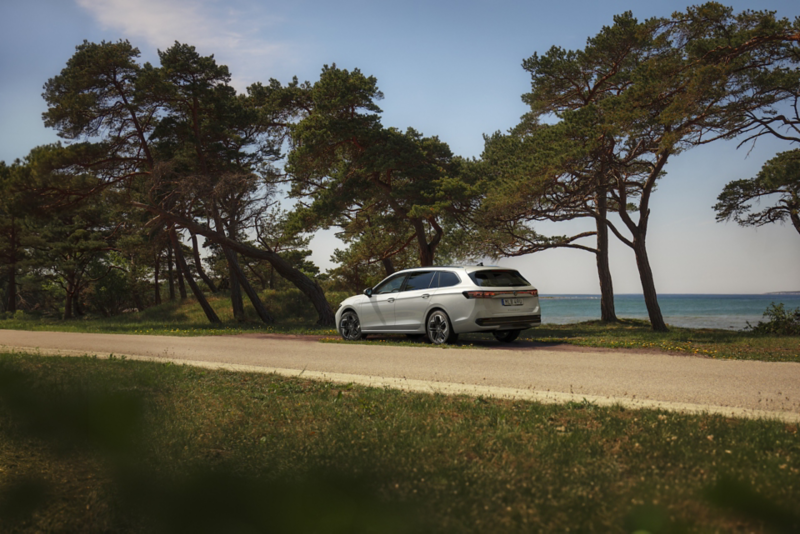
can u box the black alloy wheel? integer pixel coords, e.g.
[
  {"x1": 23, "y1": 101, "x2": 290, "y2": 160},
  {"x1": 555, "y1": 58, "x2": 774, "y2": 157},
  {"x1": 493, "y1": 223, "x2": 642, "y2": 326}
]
[
  {"x1": 426, "y1": 310, "x2": 458, "y2": 345},
  {"x1": 339, "y1": 310, "x2": 364, "y2": 341}
]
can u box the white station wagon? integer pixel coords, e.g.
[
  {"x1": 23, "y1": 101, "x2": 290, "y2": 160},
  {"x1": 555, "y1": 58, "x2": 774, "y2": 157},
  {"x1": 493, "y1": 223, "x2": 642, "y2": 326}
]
[{"x1": 335, "y1": 265, "x2": 541, "y2": 344}]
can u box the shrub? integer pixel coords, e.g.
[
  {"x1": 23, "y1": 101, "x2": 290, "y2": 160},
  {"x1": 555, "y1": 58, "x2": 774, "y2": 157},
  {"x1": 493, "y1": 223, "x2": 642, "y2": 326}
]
[{"x1": 748, "y1": 302, "x2": 800, "y2": 336}]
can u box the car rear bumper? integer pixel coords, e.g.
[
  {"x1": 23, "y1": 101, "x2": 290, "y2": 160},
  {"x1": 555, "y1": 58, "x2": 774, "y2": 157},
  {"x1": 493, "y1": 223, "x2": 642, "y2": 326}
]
[
  {"x1": 475, "y1": 315, "x2": 541, "y2": 327},
  {"x1": 449, "y1": 296, "x2": 541, "y2": 334}
]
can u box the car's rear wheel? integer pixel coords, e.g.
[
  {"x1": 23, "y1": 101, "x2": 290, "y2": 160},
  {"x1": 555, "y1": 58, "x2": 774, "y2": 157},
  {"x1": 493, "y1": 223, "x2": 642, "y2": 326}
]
[
  {"x1": 426, "y1": 310, "x2": 458, "y2": 345},
  {"x1": 339, "y1": 310, "x2": 364, "y2": 341},
  {"x1": 493, "y1": 329, "x2": 521, "y2": 343}
]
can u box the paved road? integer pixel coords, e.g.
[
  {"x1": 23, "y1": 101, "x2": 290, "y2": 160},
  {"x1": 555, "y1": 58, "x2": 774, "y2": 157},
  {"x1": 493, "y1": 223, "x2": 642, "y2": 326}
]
[{"x1": 2, "y1": 330, "x2": 799, "y2": 422}]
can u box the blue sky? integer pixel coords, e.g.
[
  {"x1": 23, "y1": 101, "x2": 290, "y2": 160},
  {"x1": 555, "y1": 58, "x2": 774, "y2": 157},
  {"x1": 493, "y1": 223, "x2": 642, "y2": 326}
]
[{"x1": 1, "y1": 0, "x2": 799, "y2": 294}]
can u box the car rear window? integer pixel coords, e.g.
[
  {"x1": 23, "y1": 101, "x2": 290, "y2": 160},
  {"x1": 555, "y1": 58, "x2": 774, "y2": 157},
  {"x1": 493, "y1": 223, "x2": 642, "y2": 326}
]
[
  {"x1": 468, "y1": 270, "x2": 530, "y2": 287},
  {"x1": 435, "y1": 271, "x2": 461, "y2": 288}
]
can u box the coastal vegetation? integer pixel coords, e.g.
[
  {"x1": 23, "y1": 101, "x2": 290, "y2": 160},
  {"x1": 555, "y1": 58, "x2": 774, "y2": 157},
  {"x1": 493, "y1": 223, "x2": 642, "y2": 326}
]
[
  {"x1": 0, "y1": 3, "x2": 798, "y2": 332},
  {"x1": 1, "y1": 352, "x2": 798, "y2": 533},
  {"x1": 748, "y1": 302, "x2": 800, "y2": 336},
  {"x1": 714, "y1": 149, "x2": 800, "y2": 238}
]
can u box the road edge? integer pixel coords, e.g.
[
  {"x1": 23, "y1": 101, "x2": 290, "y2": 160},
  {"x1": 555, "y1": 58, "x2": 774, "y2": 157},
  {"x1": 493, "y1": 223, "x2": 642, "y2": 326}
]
[{"x1": 4, "y1": 344, "x2": 799, "y2": 423}]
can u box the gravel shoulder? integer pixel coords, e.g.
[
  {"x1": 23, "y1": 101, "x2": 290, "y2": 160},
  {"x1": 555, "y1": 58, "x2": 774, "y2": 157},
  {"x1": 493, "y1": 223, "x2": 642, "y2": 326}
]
[{"x1": 2, "y1": 329, "x2": 799, "y2": 422}]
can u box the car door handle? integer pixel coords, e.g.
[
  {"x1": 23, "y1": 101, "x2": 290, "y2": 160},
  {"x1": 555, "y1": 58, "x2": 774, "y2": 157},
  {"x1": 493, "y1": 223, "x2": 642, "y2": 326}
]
[
  {"x1": 387, "y1": 298, "x2": 395, "y2": 303},
  {"x1": 421, "y1": 294, "x2": 430, "y2": 299}
]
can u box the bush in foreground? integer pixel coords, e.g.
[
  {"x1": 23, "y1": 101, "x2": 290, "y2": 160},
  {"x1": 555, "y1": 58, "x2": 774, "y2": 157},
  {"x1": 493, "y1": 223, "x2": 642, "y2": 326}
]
[{"x1": 748, "y1": 303, "x2": 800, "y2": 336}]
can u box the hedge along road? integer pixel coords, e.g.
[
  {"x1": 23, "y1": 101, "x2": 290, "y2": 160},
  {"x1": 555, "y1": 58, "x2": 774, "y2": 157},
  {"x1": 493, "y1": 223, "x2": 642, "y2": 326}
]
[{"x1": 1, "y1": 330, "x2": 799, "y2": 423}]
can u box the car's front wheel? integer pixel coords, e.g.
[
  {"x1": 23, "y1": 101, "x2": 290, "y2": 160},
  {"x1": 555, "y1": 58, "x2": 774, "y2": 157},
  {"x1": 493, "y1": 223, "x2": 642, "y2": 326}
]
[
  {"x1": 426, "y1": 310, "x2": 458, "y2": 345},
  {"x1": 493, "y1": 329, "x2": 521, "y2": 343},
  {"x1": 339, "y1": 310, "x2": 364, "y2": 341}
]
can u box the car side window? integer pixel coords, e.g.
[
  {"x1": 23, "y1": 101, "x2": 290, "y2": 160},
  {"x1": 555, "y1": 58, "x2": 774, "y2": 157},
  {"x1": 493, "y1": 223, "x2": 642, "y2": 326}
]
[
  {"x1": 374, "y1": 274, "x2": 406, "y2": 294},
  {"x1": 437, "y1": 271, "x2": 461, "y2": 288},
  {"x1": 403, "y1": 271, "x2": 436, "y2": 291}
]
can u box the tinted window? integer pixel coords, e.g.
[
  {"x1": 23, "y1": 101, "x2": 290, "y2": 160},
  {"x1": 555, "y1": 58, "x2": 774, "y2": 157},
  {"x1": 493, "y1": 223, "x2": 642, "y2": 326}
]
[
  {"x1": 374, "y1": 274, "x2": 406, "y2": 294},
  {"x1": 468, "y1": 270, "x2": 530, "y2": 287},
  {"x1": 403, "y1": 271, "x2": 436, "y2": 291},
  {"x1": 437, "y1": 271, "x2": 461, "y2": 288}
]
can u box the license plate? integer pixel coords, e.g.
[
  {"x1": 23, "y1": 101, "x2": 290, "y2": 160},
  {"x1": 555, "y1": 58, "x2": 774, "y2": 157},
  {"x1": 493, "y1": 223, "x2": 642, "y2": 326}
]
[{"x1": 501, "y1": 298, "x2": 523, "y2": 306}]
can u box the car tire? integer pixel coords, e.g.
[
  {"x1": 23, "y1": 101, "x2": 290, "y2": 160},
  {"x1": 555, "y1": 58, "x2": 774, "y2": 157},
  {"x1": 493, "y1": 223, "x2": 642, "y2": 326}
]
[
  {"x1": 493, "y1": 329, "x2": 521, "y2": 343},
  {"x1": 426, "y1": 310, "x2": 457, "y2": 345},
  {"x1": 339, "y1": 310, "x2": 364, "y2": 341}
]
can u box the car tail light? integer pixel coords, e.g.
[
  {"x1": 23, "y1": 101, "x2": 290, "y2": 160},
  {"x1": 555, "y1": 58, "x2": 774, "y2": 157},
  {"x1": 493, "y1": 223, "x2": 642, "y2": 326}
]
[
  {"x1": 462, "y1": 289, "x2": 538, "y2": 298},
  {"x1": 463, "y1": 291, "x2": 500, "y2": 298}
]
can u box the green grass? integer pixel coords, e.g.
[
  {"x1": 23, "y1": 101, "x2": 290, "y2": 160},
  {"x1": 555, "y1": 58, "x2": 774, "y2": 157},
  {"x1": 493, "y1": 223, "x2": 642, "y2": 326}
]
[
  {"x1": 2, "y1": 298, "x2": 799, "y2": 362},
  {"x1": 322, "y1": 319, "x2": 800, "y2": 362},
  {"x1": 0, "y1": 295, "x2": 339, "y2": 337},
  {"x1": 0, "y1": 352, "x2": 798, "y2": 533},
  {"x1": 517, "y1": 319, "x2": 800, "y2": 362}
]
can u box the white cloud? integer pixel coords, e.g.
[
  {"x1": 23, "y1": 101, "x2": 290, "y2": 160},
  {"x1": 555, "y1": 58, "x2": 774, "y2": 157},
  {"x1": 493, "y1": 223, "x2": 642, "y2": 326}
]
[{"x1": 75, "y1": 0, "x2": 294, "y2": 90}]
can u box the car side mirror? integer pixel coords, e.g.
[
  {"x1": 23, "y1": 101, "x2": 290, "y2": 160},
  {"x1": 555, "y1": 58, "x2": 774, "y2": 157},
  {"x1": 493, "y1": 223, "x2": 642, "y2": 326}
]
[{"x1": 364, "y1": 288, "x2": 373, "y2": 298}]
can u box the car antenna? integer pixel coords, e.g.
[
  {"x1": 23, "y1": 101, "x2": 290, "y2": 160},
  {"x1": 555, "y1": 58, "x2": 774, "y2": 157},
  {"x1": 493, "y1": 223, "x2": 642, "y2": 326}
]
[{"x1": 477, "y1": 262, "x2": 483, "y2": 266}]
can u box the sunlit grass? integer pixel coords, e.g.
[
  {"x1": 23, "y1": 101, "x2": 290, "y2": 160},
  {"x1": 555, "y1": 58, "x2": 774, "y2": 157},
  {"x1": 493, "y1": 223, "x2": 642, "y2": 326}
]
[
  {"x1": 517, "y1": 319, "x2": 800, "y2": 362},
  {"x1": 1, "y1": 352, "x2": 798, "y2": 533}
]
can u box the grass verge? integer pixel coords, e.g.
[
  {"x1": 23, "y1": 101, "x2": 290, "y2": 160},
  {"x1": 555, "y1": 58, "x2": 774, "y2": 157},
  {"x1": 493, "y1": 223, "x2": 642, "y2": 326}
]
[
  {"x1": 322, "y1": 319, "x2": 800, "y2": 363},
  {"x1": 0, "y1": 296, "x2": 338, "y2": 337},
  {"x1": 0, "y1": 352, "x2": 798, "y2": 533},
  {"x1": 517, "y1": 319, "x2": 800, "y2": 362}
]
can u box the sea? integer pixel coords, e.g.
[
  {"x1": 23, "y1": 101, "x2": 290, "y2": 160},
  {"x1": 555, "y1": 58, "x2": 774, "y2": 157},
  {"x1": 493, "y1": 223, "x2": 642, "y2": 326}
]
[{"x1": 540, "y1": 294, "x2": 800, "y2": 330}]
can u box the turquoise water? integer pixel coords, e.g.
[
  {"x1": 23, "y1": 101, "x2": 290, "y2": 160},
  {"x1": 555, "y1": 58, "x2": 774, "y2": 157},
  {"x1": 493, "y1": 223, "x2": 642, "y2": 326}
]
[{"x1": 540, "y1": 294, "x2": 800, "y2": 330}]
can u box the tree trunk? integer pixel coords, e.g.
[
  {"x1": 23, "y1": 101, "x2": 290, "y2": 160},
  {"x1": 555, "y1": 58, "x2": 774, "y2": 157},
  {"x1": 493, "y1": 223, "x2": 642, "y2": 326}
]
[
  {"x1": 382, "y1": 257, "x2": 395, "y2": 277},
  {"x1": 632, "y1": 232, "x2": 667, "y2": 332},
  {"x1": 169, "y1": 227, "x2": 221, "y2": 324},
  {"x1": 229, "y1": 265, "x2": 245, "y2": 320},
  {"x1": 129, "y1": 254, "x2": 144, "y2": 311},
  {"x1": 63, "y1": 276, "x2": 75, "y2": 320},
  {"x1": 595, "y1": 183, "x2": 617, "y2": 322},
  {"x1": 131, "y1": 283, "x2": 145, "y2": 312},
  {"x1": 5, "y1": 264, "x2": 16, "y2": 314},
  {"x1": 176, "y1": 252, "x2": 188, "y2": 300},
  {"x1": 221, "y1": 219, "x2": 245, "y2": 321},
  {"x1": 74, "y1": 294, "x2": 85, "y2": 317},
  {"x1": 6, "y1": 220, "x2": 18, "y2": 313},
  {"x1": 190, "y1": 231, "x2": 217, "y2": 293},
  {"x1": 613, "y1": 152, "x2": 670, "y2": 333},
  {"x1": 154, "y1": 254, "x2": 162, "y2": 305},
  {"x1": 243, "y1": 259, "x2": 268, "y2": 290},
  {"x1": 790, "y1": 205, "x2": 800, "y2": 237},
  {"x1": 418, "y1": 246, "x2": 434, "y2": 266},
  {"x1": 221, "y1": 246, "x2": 274, "y2": 324},
  {"x1": 63, "y1": 291, "x2": 73, "y2": 320},
  {"x1": 136, "y1": 204, "x2": 336, "y2": 326},
  {"x1": 411, "y1": 218, "x2": 441, "y2": 267},
  {"x1": 167, "y1": 243, "x2": 176, "y2": 301}
]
